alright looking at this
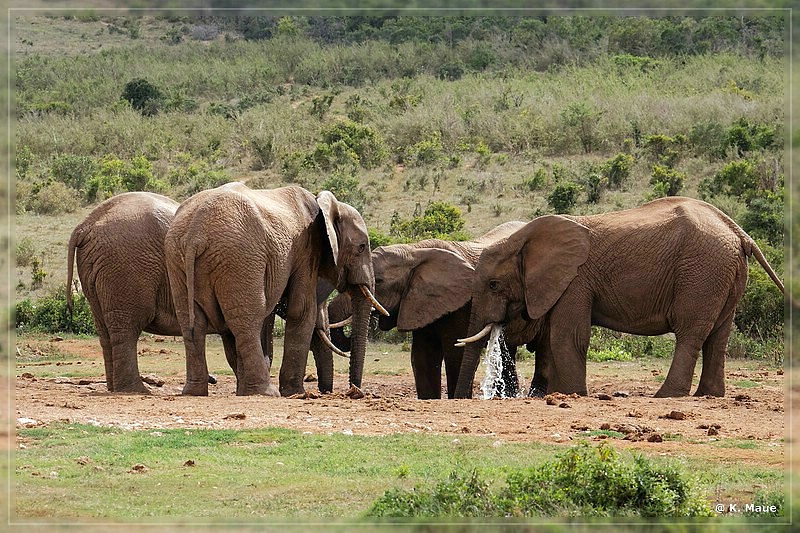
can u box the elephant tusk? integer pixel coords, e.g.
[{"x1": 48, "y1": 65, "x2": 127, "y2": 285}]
[
  {"x1": 360, "y1": 285, "x2": 390, "y2": 317},
  {"x1": 456, "y1": 324, "x2": 494, "y2": 346},
  {"x1": 316, "y1": 329, "x2": 350, "y2": 358},
  {"x1": 329, "y1": 316, "x2": 352, "y2": 329}
]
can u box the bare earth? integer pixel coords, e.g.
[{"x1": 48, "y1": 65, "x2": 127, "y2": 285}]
[{"x1": 13, "y1": 336, "x2": 792, "y2": 474}]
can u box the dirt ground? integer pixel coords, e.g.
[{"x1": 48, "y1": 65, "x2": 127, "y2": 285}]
[{"x1": 12, "y1": 336, "x2": 793, "y2": 470}]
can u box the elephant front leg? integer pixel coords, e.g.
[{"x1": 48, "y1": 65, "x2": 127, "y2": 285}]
[
  {"x1": 411, "y1": 331, "x2": 443, "y2": 400},
  {"x1": 278, "y1": 315, "x2": 316, "y2": 397}
]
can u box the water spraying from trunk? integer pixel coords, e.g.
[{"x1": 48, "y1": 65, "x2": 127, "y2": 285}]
[{"x1": 479, "y1": 325, "x2": 519, "y2": 399}]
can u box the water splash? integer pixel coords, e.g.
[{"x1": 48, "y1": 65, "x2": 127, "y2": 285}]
[{"x1": 480, "y1": 325, "x2": 508, "y2": 399}]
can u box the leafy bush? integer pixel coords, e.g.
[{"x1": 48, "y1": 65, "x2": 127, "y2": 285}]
[
  {"x1": 517, "y1": 168, "x2": 547, "y2": 194},
  {"x1": 642, "y1": 134, "x2": 686, "y2": 168},
  {"x1": 739, "y1": 190, "x2": 784, "y2": 246},
  {"x1": 547, "y1": 181, "x2": 581, "y2": 214},
  {"x1": 735, "y1": 254, "x2": 784, "y2": 339},
  {"x1": 28, "y1": 181, "x2": 80, "y2": 215},
  {"x1": 587, "y1": 345, "x2": 632, "y2": 362},
  {"x1": 86, "y1": 156, "x2": 165, "y2": 201},
  {"x1": 313, "y1": 120, "x2": 388, "y2": 170},
  {"x1": 390, "y1": 202, "x2": 466, "y2": 241},
  {"x1": 15, "y1": 286, "x2": 96, "y2": 335},
  {"x1": 121, "y1": 78, "x2": 163, "y2": 116},
  {"x1": 367, "y1": 443, "x2": 712, "y2": 518},
  {"x1": 561, "y1": 101, "x2": 602, "y2": 154},
  {"x1": 649, "y1": 165, "x2": 685, "y2": 197},
  {"x1": 404, "y1": 131, "x2": 444, "y2": 166},
  {"x1": 15, "y1": 144, "x2": 33, "y2": 178},
  {"x1": 321, "y1": 171, "x2": 366, "y2": 214},
  {"x1": 50, "y1": 154, "x2": 97, "y2": 193},
  {"x1": 582, "y1": 170, "x2": 606, "y2": 204},
  {"x1": 602, "y1": 153, "x2": 634, "y2": 189},
  {"x1": 704, "y1": 160, "x2": 759, "y2": 198},
  {"x1": 726, "y1": 117, "x2": 776, "y2": 156},
  {"x1": 15, "y1": 237, "x2": 37, "y2": 267}
]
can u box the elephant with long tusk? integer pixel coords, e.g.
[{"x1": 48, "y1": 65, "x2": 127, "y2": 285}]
[{"x1": 454, "y1": 197, "x2": 785, "y2": 399}]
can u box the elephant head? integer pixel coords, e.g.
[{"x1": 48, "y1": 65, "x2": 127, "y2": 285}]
[
  {"x1": 454, "y1": 216, "x2": 590, "y2": 398},
  {"x1": 316, "y1": 191, "x2": 387, "y2": 392},
  {"x1": 372, "y1": 246, "x2": 475, "y2": 332}
]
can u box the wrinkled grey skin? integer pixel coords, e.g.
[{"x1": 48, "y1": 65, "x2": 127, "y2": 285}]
[
  {"x1": 455, "y1": 197, "x2": 785, "y2": 399},
  {"x1": 67, "y1": 192, "x2": 326, "y2": 394},
  {"x1": 165, "y1": 183, "x2": 376, "y2": 397},
  {"x1": 67, "y1": 192, "x2": 181, "y2": 393},
  {"x1": 329, "y1": 221, "x2": 530, "y2": 399}
]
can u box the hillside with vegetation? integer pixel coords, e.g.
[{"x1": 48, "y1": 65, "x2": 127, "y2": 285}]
[{"x1": 13, "y1": 14, "x2": 788, "y2": 358}]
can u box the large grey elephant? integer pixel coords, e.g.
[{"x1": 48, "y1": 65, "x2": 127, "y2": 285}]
[
  {"x1": 329, "y1": 221, "x2": 527, "y2": 399},
  {"x1": 454, "y1": 196, "x2": 785, "y2": 399},
  {"x1": 67, "y1": 191, "x2": 344, "y2": 394},
  {"x1": 164, "y1": 182, "x2": 385, "y2": 397},
  {"x1": 66, "y1": 192, "x2": 180, "y2": 393}
]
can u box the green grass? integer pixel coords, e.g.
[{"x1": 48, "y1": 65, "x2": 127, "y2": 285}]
[{"x1": 14, "y1": 423, "x2": 785, "y2": 523}]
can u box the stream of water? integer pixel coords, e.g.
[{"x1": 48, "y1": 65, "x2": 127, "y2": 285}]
[{"x1": 480, "y1": 325, "x2": 512, "y2": 399}]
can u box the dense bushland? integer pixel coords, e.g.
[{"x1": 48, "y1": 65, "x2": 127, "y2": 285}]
[{"x1": 14, "y1": 14, "x2": 787, "y2": 352}]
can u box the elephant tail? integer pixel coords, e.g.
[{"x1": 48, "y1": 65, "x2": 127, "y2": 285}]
[{"x1": 742, "y1": 237, "x2": 784, "y2": 294}]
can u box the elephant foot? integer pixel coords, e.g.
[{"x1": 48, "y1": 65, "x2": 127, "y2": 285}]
[
  {"x1": 182, "y1": 382, "x2": 209, "y2": 396},
  {"x1": 238, "y1": 380, "x2": 280, "y2": 396},
  {"x1": 528, "y1": 386, "x2": 546, "y2": 398},
  {"x1": 653, "y1": 385, "x2": 690, "y2": 398},
  {"x1": 693, "y1": 386, "x2": 724, "y2": 398},
  {"x1": 115, "y1": 380, "x2": 150, "y2": 395}
]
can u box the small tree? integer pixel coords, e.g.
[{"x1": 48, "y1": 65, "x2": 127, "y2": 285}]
[
  {"x1": 122, "y1": 78, "x2": 163, "y2": 116},
  {"x1": 649, "y1": 165, "x2": 685, "y2": 197},
  {"x1": 547, "y1": 181, "x2": 582, "y2": 213}
]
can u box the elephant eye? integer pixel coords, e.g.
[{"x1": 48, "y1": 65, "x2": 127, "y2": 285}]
[
  {"x1": 358, "y1": 243, "x2": 367, "y2": 254},
  {"x1": 375, "y1": 278, "x2": 384, "y2": 285},
  {"x1": 488, "y1": 280, "x2": 500, "y2": 291}
]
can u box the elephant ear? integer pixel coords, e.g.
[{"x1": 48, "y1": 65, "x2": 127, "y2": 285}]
[
  {"x1": 398, "y1": 248, "x2": 475, "y2": 331},
  {"x1": 316, "y1": 191, "x2": 340, "y2": 267},
  {"x1": 519, "y1": 216, "x2": 590, "y2": 320}
]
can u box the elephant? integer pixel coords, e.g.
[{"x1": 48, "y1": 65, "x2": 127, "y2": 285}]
[
  {"x1": 164, "y1": 182, "x2": 385, "y2": 397},
  {"x1": 67, "y1": 191, "x2": 345, "y2": 395},
  {"x1": 454, "y1": 196, "x2": 785, "y2": 399},
  {"x1": 66, "y1": 192, "x2": 181, "y2": 393},
  {"x1": 328, "y1": 221, "x2": 527, "y2": 399}
]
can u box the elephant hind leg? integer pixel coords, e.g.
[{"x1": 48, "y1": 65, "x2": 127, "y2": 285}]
[
  {"x1": 411, "y1": 332, "x2": 442, "y2": 399},
  {"x1": 108, "y1": 333, "x2": 148, "y2": 393},
  {"x1": 695, "y1": 279, "x2": 744, "y2": 397},
  {"x1": 655, "y1": 324, "x2": 711, "y2": 397},
  {"x1": 96, "y1": 322, "x2": 115, "y2": 392},
  {"x1": 182, "y1": 307, "x2": 210, "y2": 396}
]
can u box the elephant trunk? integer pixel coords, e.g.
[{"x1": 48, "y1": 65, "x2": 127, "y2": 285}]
[
  {"x1": 310, "y1": 333, "x2": 334, "y2": 394},
  {"x1": 453, "y1": 317, "x2": 494, "y2": 399},
  {"x1": 348, "y1": 289, "x2": 371, "y2": 390}
]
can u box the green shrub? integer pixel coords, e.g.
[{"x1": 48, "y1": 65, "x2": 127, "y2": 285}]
[
  {"x1": 15, "y1": 237, "x2": 37, "y2": 267},
  {"x1": 317, "y1": 120, "x2": 388, "y2": 170},
  {"x1": 121, "y1": 78, "x2": 163, "y2": 116},
  {"x1": 50, "y1": 154, "x2": 97, "y2": 193},
  {"x1": 688, "y1": 121, "x2": 727, "y2": 159},
  {"x1": 735, "y1": 258, "x2": 784, "y2": 339},
  {"x1": 649, "y1": 164, "x2": 685, "y2": 197},
  {"x1": 561, "y1": 101, "x2": 601, "y2": 154},
  {"x1": 405, "y1": 131, "x2": 444, "y2": 166},
  {"x1": 15, "y1": 286, "x2": 96, "y2": 336},
  {"x1": 587, "y1": 345, "x2": 632, "y2": 362},
  {"x1": 321, "y1": 171, "x2": 366, "y2": 214},
  {"x1": 498, "y1": 443, "x2": 712, "y2": 518},
  {"x1": 642, "y1": 134, "x2": 686, "y2": 168},
  {"x1": 517, "y1": 168, "x2": 547, "y2": 194},
  {"x1": 366, "y1": 443, "x2": 712, "y2": 518},
  {"x1": 310, "y1": 93, "x2": 334, "y2": 120},
  {"x1": 705, "y1": 160, "x2": 758, "y2": 198},
  {"x1": 29, "y1": 181, "x2": 80, "y2": 215},
  {"x1": 582, "y1": 171, "x2": 606, "y2": 204},
  {"x1": 167, "y1": 158, "x2": 230, "y2": 197},
  {"x1": 602, "y1": 153, "x2": 634, "y2": 189},
  {"x1": 437, "y1": 62, "x2": 464, "y2": 81},
  {"x1": 390, "y1": 202, "x2": 467, "y2": 241},
  {"x1": 547, "y1": 181, "x2": 581, "y2": 214},
  {"x1": 15, "y1": 144, "x2": 33, "y2": 178},
  {"x1": 368, "y1": 228, "x2": 395, "y2": 250},
  {"x1": 739, "y1": 190, "x2": 784, "y2": 246},
  {"x1": 86, "y1": 156, "x2": 164, "y2": 201},
  {"x1": 726, "y1": 117, "x2": 776, "y2": 156}
]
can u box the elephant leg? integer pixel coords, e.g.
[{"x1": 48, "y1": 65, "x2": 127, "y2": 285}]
[
  {"x1": 95, "y1": 321, "x2": 114, "y2": 392},
  {"x1": 109, "y1": 328, "x2": 148, "y2": 394},
  {"x1": 695, "y1": 268, "x2": 746, "y2": 398},
  {"x1": 310, "y1": 333, "x2": 334, "y2": 394},
  {"x1": 443, "y1": 345, "x2": 463, "y2": 400},
  {"x1": 655, "y1": 325, "x2": 711, "y2": 397},
  {"x1": 181, "y1": 306, "x2": 210, "y2": 396},
  {"x1": 262, "y1": 313, "x2": 275, "y2": 368},
  {"x1": 546, "y1": 296, "x2": 591, "y2": 395},
  {"x1": 278, "y1": 315, "x2": 315, "y2": 397},
  {"x1": 694, "y1": 320, "x2": 733, "y2": 397},
  {"x1": 220, "y1": 332, "x2": 241, "y2": 393},
  {"x1": 411, "y1": 331, "x2": 442, "y2": 399},
  {"x1": 499, "y1": 345, "x2": 519, "y2": 398},
  {"x1": 528, "y1": 342, "x2": 549, "y2": 398}
]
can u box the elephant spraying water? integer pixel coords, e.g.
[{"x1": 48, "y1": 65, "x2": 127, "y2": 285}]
[{"x1": 454, "y1": 196, "x2": 785, "y2": 399}]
